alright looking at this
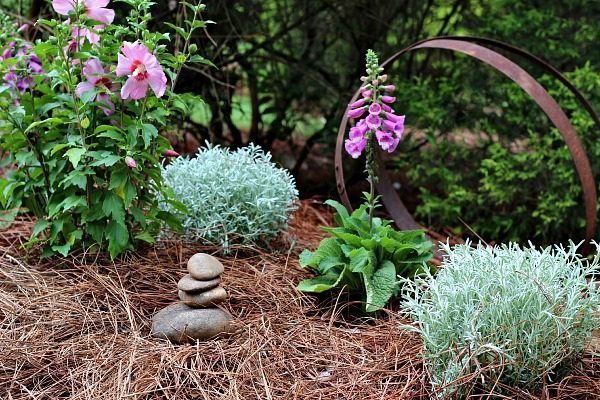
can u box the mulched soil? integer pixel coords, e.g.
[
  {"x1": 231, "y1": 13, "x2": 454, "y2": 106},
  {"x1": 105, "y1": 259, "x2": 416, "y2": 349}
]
[{"x1": 0, "y1": 200, "x2": 598, "y2": 399}]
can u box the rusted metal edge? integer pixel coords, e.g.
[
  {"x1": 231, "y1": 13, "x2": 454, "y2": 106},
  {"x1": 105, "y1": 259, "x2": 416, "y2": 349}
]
[{"x1": 334, "y1": 37, "x2": 598, "y2": 250}]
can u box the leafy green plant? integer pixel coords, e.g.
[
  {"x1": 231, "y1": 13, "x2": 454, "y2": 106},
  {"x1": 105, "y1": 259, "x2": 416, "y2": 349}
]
[
  {"x1": 298, "y1": 200, "x2": 432, "y2": 313},
  {"x1": 160, "y1": 143, "x2": 298, "y2": 252},
  {"x1": 0, "y1": 1, "x2": 212, "y2": 258},
  {"x1": 401, "y1": 241, "x2": 600, "y2": 398}
]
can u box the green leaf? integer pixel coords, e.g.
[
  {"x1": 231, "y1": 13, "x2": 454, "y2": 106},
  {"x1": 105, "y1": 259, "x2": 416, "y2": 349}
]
[
  {"x1": 140, "y1": 123, "x2": 158, "y2": 149},
  {"x1": 24, "y1": 117, "x2": 62, "y2": 134},
  {"x1": 348, "y1": 247, "x2": 373, "y2": 274},
  {"x1": 51, "y1": 143, "x2": 71, "y2": 156},
  {"x1": 89, "y1": 154, "x2": 121, "y2": 167},
  {"x1": 32, "y1": 219, "x2": 50, "y2": 238},
  {"x1": 51, "y1": 243, "x2": 71, "y2": 257},
  {"x1": 123, "y1": 180, "x2": 137, "y2": 207},
  {"x1": 102, "y1": 192, "x2": 125, "y2": 225},
  {"x1": 300, "y1": 237, "x2": 342, "y2": 269},
  {"x1": 106, "y1": 220, "x2": 129, "y2": 259},
  {"x1": 324, "y1": 199, "x2": 350, "y2": 226},
  {"x1": 297, "y1": 275, "x2": 339, "y2": 293},
  {"x1": 364, "y1": 260, "x2": 397, "y2": 313},
  {"x1": 87, "y1": 221, "x2": 105, "y2": 243},
  {"x1": 134, "y1": 231, "x2": 155, "y2": 244},
  {"x1": 65, "y1": 147, "x2": 86, "y2": 168},
  {"x1": 326, "y1": 229, "x2": 362, "y2": 247}
]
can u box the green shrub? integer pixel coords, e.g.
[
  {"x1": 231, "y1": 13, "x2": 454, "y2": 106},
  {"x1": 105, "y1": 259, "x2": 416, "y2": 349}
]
[
  {"x1": 160, "y1": 144, "x2": 298, "y2": 251},
  {"x1": 298, "y1": 200, "x2": 433, "y2": 313},
  {"x1": 394, "y1": 64, "x2": 600, "y2": 244},
  {"x1": 401, "y1": 241, "x2": 600, "y2": 397}
]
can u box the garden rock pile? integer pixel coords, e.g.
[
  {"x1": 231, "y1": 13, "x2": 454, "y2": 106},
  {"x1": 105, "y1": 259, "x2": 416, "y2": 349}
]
[{"x1": 151, "y1": 253, "x2": 233, "y2": 344}]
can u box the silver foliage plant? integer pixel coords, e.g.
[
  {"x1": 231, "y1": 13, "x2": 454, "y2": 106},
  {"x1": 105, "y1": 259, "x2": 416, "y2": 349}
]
[
  {"x1": 161, "y1": 144, "x2": 299, "y2": 251},
  {"x1": 401, "y1": 241, "x2": 600, "y2": 398}
]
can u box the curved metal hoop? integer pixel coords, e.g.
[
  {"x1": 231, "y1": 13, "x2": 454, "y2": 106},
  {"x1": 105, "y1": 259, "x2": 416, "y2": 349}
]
[{"x1": 335, "y1": 37, "x2": 598, "y2": 247}]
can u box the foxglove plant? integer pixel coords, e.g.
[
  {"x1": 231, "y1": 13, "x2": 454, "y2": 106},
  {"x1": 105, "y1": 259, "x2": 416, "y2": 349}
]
[
  {"x1": 0, "y1": 2, "x2": 211, "y2": 258},
  {"x1": 298, "y1": 50, "x2": 432, "y2": 313}
]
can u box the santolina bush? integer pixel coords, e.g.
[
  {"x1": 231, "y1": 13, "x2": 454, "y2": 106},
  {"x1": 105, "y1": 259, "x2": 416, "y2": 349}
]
[
  {"x1": 401, "y1": 241, "x2": 600, "y2": 398},
  {"x1": 160, "y1": 144, "x2": 298, "y2": 251}
]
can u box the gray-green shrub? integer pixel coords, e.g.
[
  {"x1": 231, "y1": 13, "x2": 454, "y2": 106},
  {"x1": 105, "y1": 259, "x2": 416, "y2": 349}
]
[
  {"x1": 161, "y1": 144, "x2": 298, "y2": 251},
  {"x1": 401, "y1": 241, "x2": 600, "y2": 398}
]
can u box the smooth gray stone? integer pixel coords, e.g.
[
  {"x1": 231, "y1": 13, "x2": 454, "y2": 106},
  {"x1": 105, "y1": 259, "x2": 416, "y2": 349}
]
[
  {"x1": 151, "y1": 303, "x2": 233, "y2": 343},
  {"x1": 187, "y1": 253, "x2": 224, "y2": 280},
  {"x1": 178, "y1": 274, "x2": 221, "y2": 293},
  {"x1": 178, "y1": 286, "x2": 227, "y2": 307}
]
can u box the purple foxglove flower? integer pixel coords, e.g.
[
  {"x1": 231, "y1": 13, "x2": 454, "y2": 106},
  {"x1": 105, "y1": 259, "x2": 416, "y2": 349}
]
[
  {"x1": 372, "y1": 79, "x2": 378, "y2": 86},
  {"x1": 381, "y1": 95, "x2": 396, "y2": 104},
  {"x1": 382, "y1": 104, "x2": 392, "y2": 113},
  {"x1": 384, "y1": 119, "x2": 405, "y2": 138},
  {"x1": 347, "y1": 106, "x2": 366, "y2": 119},
  {"x1": 362, "y1": 89, "x2": 373, "y2": 98},
  {"x1": 382, "y1": 85, "x2": 395, "y2": 92},
  {"x1": 376, "y1": 130, "x2": 400, "y2": 152},
  {"x1": 366, "y1": 114, "x2": 381, "y2": 129},
  {"x1": 349, "y1": 98, "x2": 366, "y2": 108},
  {"x1": 385, "y1": 113, "x2": 405, "y2": 124},
  {"x1": 125, "y1": 156, "x2": 137, "y2": 169},
  {"x1": 368, "y1": 102, "x2": 382, "y2": 115},
  {"x1": 345, "y1": 135, "x2": 367, "y2": 159},
  {"x1": 17, "y1": 24, "x2": 29, "y2": 32},
  {"x1": 349, "y1": 126, "x2": 365, "y2": 140},
  {"x1": 380, "y1": 74, "x2": 388, "y2": 82},
  {"x1": 2, "y1": 42, "x2": 14, "y2": 59}
]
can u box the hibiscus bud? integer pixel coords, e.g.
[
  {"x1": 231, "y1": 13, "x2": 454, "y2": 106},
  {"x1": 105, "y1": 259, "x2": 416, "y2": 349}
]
[
  {"x1": 164, "y1": 149, "x2": 180, "y2": 157},
  {"x1": 125, "y1": 156, "x2": 137, "y2": 169}
]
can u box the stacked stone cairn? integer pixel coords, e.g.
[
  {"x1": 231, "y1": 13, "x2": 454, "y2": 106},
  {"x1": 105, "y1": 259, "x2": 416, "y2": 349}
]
[{"x1": 151, "y1": 253, "x2": 233, "y2": 344}]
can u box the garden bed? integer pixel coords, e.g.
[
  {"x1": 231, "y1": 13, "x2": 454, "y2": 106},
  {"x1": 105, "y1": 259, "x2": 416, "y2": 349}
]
[{"x1": 1, "y1": 200, "x2": 598, "y2": 399}]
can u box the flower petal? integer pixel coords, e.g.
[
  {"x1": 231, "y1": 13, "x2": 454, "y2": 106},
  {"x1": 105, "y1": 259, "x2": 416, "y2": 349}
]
[
  {"x1": 52, "y1": 0, "x2": 76, "y2": 15},
  {"x1": 97, "y1": 93, "x2": 115, "y2": 116},
  {"x1": 121, "y1": 77, "x2": 148, "y2": 100},
  {"x1": 83, "y1": 58, "x2": 104, "y2": 80},
  {"x1": 75, "y1": 81, "x2": 95, "y2": 99},
  {"x1": 115, "y1": 53, "x2": 133, "y2": 76},
  {"x1": 147, "y1": 69, "x2": 167, "y2": 98},
  {"x1": 86, "y1": 6, "x2": 115, "y2": 25}
]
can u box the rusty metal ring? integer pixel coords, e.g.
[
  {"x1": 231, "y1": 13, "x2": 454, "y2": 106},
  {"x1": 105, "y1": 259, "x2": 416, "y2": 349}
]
[{"x1": 334, "y1": 37, "x2": 598, "y2": 248}]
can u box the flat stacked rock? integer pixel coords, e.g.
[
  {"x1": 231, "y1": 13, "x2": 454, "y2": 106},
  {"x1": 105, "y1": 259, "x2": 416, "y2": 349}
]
[{"x1": 151, "y1": 253, "x2": 233, "y2": 344}]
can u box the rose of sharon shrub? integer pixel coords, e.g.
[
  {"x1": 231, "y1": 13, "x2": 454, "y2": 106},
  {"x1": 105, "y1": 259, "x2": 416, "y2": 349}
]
[
  {"x1": 160, "y1": 144, "x2": 298, "y2": 251},
  {"x1": 0, "y1": 1, "x2": 211, "y2": 258},
  {"x1": 401, "y1": 241, "x2": 600, "y2": 398}
]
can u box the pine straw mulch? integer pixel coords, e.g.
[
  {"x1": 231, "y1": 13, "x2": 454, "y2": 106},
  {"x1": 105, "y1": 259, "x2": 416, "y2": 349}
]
[{"x1": 0, "y1": 199, "x2": 599, "y2": 399}]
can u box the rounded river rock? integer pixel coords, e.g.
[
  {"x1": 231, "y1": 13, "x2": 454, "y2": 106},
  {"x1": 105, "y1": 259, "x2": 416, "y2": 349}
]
[
  {"x1": 151, "y1": 303, "x2": 233, "y2": 343},
  {"x1": 187, "y1": 253, "x2": 224, "y2": 280},
  {"x1": 178, "y1": 286, "x2": 228, "y2": 307},
  {"x1": 178, "y1": 274, "x2": 221, "y2": 293}
]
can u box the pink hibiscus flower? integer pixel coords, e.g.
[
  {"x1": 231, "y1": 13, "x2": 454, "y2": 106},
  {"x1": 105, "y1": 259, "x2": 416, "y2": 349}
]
[
  {"x1": 116, "y1": 41, "x2": 167, "y2": 100},
  {"x1": 75, "y1": 58, "x2": 119, "y2": 116},
  {"x1": 52, "y1": 0, "x2": 115, "y2": 25}
]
